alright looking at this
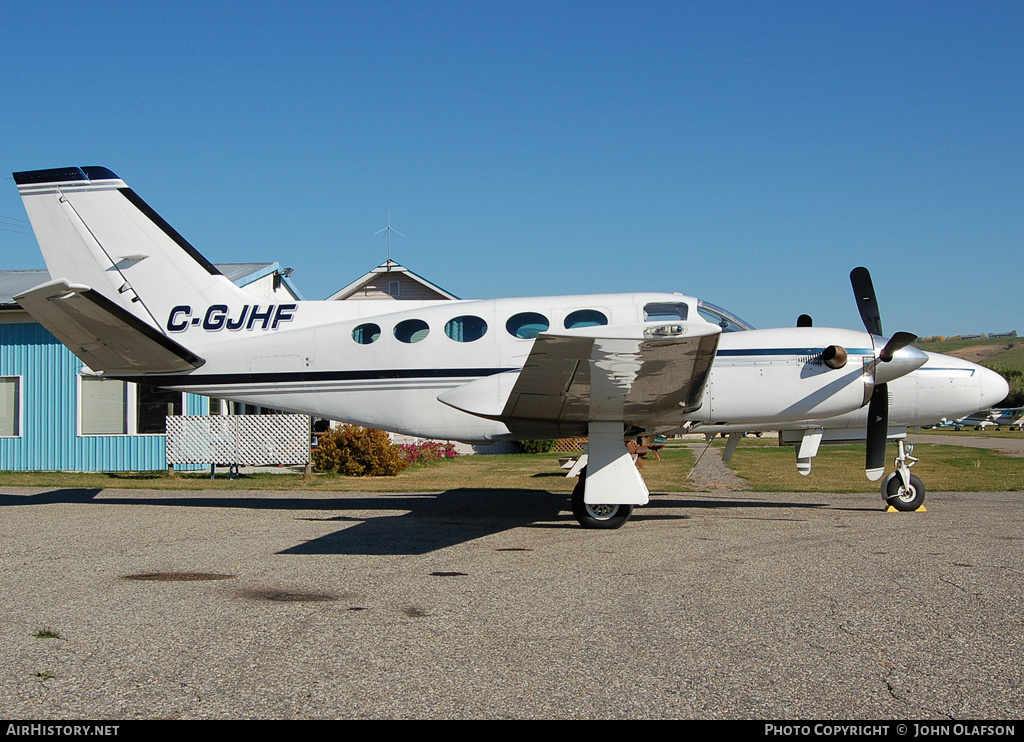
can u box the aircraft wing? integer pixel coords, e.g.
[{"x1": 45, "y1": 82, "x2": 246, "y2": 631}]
[
  {"x1": 438, "y1": 322, "x2": 720, "y2": 437},
  {"x1": 15, "y1": 279, "x2": 206, "y2": 375}
]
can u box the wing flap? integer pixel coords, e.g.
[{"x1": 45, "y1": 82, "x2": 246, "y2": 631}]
[
  {"x1": 15, "y1": 279, "x2": 205, "y2": 375},
  {"x1": 438, "y1": 322, "x2": 720, "y2": 437}
]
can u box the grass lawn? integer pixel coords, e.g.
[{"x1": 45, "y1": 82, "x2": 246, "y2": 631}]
[
  {"x1": 0, "y1": 448, "x2": 697, "y2": 494},
  {"x1": 723, "y1": 441, "x2": 1024, "y2": 492},
  {"x1": 1, "y1": 441, "x2": 1022, "y2": 493}
]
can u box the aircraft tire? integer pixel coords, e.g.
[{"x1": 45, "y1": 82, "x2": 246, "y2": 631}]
[
  {"x1": 883, "y1": 473, "x2": 926, "y2": 512},
  {"x1": 570, "y1": 470, "x2": 633, "y2": 529}
]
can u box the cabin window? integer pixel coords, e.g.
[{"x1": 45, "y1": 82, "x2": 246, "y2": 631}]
[
  {"x1": 0, "y1": 376, "x2": 21, "y2": 437},
  {"x1": 644, "y1": 302, "x2": 688, "y2": 321},
  {"x1": 445, "y1": 315, "x2": 488, "y2": 342},
  {"x1": 352, "y1": 323, "x2": 381, "y2": 345},
  {"x1": 506, "y1": 312, "x2": 550, "y2": 339},
  {"x1": 394, "y1": 319, "x2": 430, "y2": 344},
  {"x1": 564, "y1": 309, "x2": 608, "y2": 329}
]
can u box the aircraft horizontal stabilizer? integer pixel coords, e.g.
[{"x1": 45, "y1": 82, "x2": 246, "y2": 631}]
[
  {"x1": 15, "y1": 279, "x2": 205, "y2": 375},
  {"x1": 439, "y1": 322, "x2": 720, "y2": 437}
]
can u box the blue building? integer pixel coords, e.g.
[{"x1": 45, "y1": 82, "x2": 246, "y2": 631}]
[{"x1": 0, "y1": 264, "x2": 302, "y2": 471}]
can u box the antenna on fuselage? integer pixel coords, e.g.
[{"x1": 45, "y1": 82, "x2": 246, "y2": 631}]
[{"x1": 375, "y1": 211, "x2": 405, "y2": 268}]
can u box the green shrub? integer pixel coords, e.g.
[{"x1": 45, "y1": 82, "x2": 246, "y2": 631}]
[
  {"x1": 313, "y1": 425, "x2": 409, "y2": 476},
  {"x1": 512, "y1": 439, "x2": 557, "y2": 454}
]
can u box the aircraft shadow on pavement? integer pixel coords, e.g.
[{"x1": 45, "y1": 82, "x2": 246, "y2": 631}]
[
  {"x1": 0, "y1": 488, "x2": 836, "y2": 556},
  {"x1": 284, "y1": 492, "x2": 835, "y2": 554},
  {"x1": 283, "y1": 488, "x2": 570, "y2": 555},
  {"x1": 0, "y1": 487, "x2": 572, "y2": 555}
]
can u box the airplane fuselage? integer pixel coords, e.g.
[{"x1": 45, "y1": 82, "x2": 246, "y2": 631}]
[{"x1": 132, "y1": 293, "x2": 1006, "y2": 443}]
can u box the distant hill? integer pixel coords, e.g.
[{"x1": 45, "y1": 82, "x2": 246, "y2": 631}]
[{"x1": 915, "y1": 337, "x2": 1024, "y2": 371}]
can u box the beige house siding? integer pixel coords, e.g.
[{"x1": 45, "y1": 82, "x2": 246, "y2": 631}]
[
  {"x1": 327, "y1": 260, "x2": 457, "y2": 302},
  {"x1": 353, "y1": 273, "x2": 447, "y2": 301}
]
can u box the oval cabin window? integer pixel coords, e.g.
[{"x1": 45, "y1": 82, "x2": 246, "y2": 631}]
[
  {"x1": 445, "y1": 315, "x2": 488, "y2": 342},
  {"x1": 394, "y1": 319, "x2": 430, "y2": 344},
  {"x1": 352, "y1": 323, "x2": 381, "y2": 345},
  {"x1": 505, "y1": 312, "x2": 550, "y2": 339},
  {"x1": 563, "y1": 309, "x2": 608, "y2": 329}
]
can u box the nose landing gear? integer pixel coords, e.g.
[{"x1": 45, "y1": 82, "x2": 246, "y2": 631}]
[{"x1": 881, "y1": 439, "x2": 925, "y2": 511}]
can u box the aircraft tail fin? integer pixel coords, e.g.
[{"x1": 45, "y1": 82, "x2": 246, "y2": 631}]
[{"x1": 13, "y1": 167, "x2": 252, "y2": 334}]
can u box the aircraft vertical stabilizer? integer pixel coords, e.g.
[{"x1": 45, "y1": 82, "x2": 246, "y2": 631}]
[{"x1": 13, "y1": 167, "x2": 253, "y2": 333}]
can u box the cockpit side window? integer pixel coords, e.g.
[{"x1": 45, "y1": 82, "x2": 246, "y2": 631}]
[
  {"x1": 697, "y1": 301, "x2": 755, "y2": 332},
  {"x1": 644, "y1": 302, "x2": 688, "y2": 321}
]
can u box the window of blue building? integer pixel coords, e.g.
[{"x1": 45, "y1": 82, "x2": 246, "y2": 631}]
[{"x1": 0, "y1": 377, "x2": 21, "y2": 437}]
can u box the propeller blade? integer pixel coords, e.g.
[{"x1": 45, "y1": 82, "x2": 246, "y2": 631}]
[
  {"x1": 850, "y1": 267, "x2": 883, "y2": 336},
  {"x1": 865, "y1": 384, "x2": 888, "y2": 480},
  {"x1": 878, "y1": 331, "x2": 919, "y2": 363},
  {"x1": 848, "y1": 267, "x2": 914, "y2": 481}
]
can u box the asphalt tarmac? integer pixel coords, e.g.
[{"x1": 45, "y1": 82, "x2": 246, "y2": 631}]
[{"x1": 1, "y1": 477, "x2": 1022, "y2": 720}]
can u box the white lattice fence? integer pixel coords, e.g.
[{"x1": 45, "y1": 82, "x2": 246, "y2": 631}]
[{"x1": 167, "y1": 415, "x2": 310, "y2": 466}]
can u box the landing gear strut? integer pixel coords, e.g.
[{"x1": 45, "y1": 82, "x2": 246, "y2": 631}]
[{"x1": 881, "y1": 439, "x2": 926, "y2": 511}]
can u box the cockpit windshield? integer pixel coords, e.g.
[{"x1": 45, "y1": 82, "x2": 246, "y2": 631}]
[{"x1": 697, "y1": 300, "x2": 755, "y2": 332}]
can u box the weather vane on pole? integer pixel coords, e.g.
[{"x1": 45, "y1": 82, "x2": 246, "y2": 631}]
[{"x1": 375, "y1": 211, "x2": 404, "y2": 268}]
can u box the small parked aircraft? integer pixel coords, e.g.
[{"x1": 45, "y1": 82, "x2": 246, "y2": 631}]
[
  {"x1": 992, "y1": 408, "x2": 1024, "y2": 430},
  {"x1": 939, "y1": 407, "x2": 1024, "y2": 431},
  {"x1": 948, "y1": 410, "x2": 1001, "y2": 431},
  {"x1": 11, "y1": 167, "x2": 1009, "y2": 527}
]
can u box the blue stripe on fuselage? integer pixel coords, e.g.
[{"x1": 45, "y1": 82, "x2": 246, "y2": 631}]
[{"x1": 715, "y1": 348, "x2": 873, "y2": 357}]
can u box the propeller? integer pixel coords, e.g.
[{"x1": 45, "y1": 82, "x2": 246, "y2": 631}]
[{"x1": 849, "y1": 267, "x2": 923, "y2": 481}]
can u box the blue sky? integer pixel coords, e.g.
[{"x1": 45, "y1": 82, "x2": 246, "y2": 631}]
[{"x1": 1, "y1": 1, "x2": 1021, "y2": 336}]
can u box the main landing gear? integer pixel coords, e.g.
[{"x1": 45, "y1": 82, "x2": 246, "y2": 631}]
[
  {"x1": 568, "y1": 422, "x2": 649, "y2": 529},
  {"x1": 571, "y1": 468, "x2": 634, "y2": 529},
  {"x1": 881, "y1": 439, "x2": 926, "y2": 511}
]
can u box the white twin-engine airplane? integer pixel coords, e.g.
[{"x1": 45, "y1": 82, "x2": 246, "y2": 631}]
[{"x1": 11, "y1": 167, "x2": 1009, "y2": 528}]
